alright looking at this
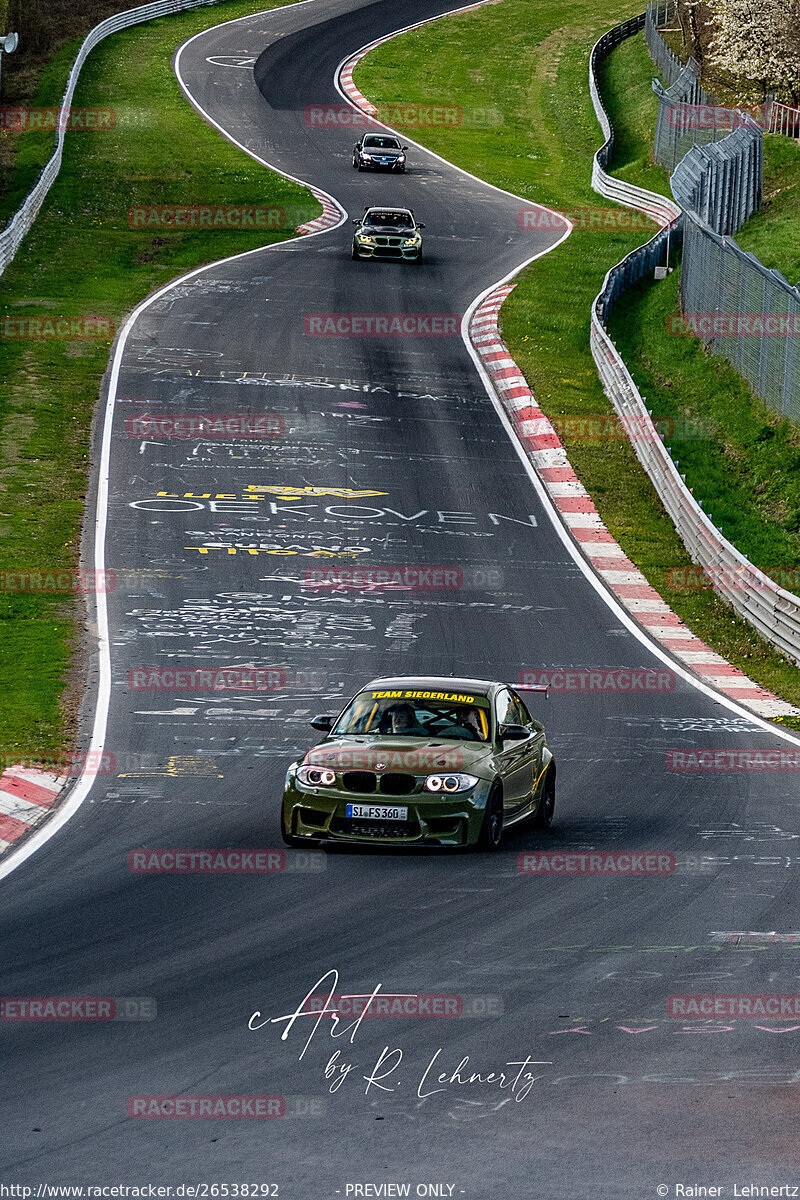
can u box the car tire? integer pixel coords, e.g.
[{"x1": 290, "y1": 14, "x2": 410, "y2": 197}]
[
  {"x1": 478, "y1": 783, "x2": 504, "y2": 851},
  {"x1": 357, "y1": 163, "x2": 364, "y2": 171},
  {"x1": 351, "y1": 245, "x2": 361, "y2": 260},
  {"x1": 413, "y1": 251, "x2": 422, "y2": 264},
  {"x1": 532, "y1": 766, "x2": 555, "y2": 830}
]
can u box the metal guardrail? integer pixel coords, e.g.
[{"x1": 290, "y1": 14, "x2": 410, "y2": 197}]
[
  {"x1": 0, "y1": 0, "x2": 227, "y2": 278},
  {"x1": 589, "y1": 16, "x2": 681, "y2": 229},
  {"x1": 588, "y1": 15, "x2": 800, "y2": 666}
]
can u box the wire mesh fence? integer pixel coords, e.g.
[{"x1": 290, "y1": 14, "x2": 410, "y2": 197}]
[
  {"x1": 652, "y1": 61, "x2": 724, "y2": 172},
  {"x1": 590, "y1": 11, "x2": 800, "y2": 667},
  {"x1": 642, "y1": 0, "x2": 800, "y2": 418},
  {"x1": 670, "y1": 121, "x2": 762, "y2": 234},
  {"x1": 643, "y1": 0, "x2": 684, "y2": 86},
  {"x1": 679, "y1": 214, "x2": 800, "y2": 420}
]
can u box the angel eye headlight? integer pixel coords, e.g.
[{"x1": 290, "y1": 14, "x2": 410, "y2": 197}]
[
  {"x1": 424, "y1": 773, "x2": 479, "y2": 794},
  {"x1": 296, "y1": 765, "x2": 336, "y2": 787}
]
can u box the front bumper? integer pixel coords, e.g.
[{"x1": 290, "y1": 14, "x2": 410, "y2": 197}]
[
  {"x1": 357, "y1": 158, "x2": 404, "y2": 170},
  {"x1": 353, "y1": 241, "x2": 421, "y2": 261},
  {"x1": 282, "y1": 778, "x2": 489, "y2": 847}
]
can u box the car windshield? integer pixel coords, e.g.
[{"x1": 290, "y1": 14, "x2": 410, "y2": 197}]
[
  {"x1": 364, "y1": 137, "x2": 401, "y2": 149},
  {"x1": 363, "y1": 211, "x2": 414, "y2": 230},
  {"x1": 332, "y1": 689, "x2": 491, "y2": 741}
]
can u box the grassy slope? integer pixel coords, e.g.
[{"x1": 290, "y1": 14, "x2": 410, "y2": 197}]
[
  {"x1": 355, "y1": 7, "x2": 800, "y2": 723},
  {"x1": 0, "y1": 0, "x2": 317, "y2": 761},
  {"x1": 737, "y1": 135, "x2": 800, "y2": 285}
]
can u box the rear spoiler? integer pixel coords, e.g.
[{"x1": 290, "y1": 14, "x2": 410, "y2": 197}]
[{"x1": 515, "y1": 683, "x2": 549, "y2": 701}]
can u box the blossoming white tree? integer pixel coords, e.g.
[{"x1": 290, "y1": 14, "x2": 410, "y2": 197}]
[{"x1": 702, "y1": 0, "x2": 800, "y2": 102}]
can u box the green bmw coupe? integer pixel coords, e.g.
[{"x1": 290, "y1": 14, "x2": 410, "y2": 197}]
[{"x1": 281, "y1": 676, "x2": 555, "y2": 850}]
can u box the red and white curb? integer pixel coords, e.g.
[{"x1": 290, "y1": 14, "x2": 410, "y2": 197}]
[
  {"x1": 339, "y1": 56, "x2": 377, "y2": 115},
  {"x1": 296, "y1": 187, "x2": 343, "y2": 235},
  {"x1": 337, "y1": 0, "x2": 498, "y2": 120},
  {"x1": 0, "y1": 766, "x2": 69, "y2": 856},
  {"x1": 470, "y1": 284, "x2": 798, "y2": 720}
]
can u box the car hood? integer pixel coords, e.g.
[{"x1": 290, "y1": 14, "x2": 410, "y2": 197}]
[{"x1": 303, "y1": 736, "x2": 491, "y2": 774}]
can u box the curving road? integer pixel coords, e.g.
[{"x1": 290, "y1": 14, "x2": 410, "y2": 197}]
[{"x1": 3, "y1": 1, "x2": 800, "y2": 1195}]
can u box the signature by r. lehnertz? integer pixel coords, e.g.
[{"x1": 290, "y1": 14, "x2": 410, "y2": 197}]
[{"x1": 248, "y1": 969, "x2": 549, "y2": 1101}]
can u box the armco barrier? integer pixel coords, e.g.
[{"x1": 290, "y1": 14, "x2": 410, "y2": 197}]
[
  {"x1": 590, "y1": 16, "x2": 681, "y2": 230},
  {"x1": 0, "y1": 0, "x2": 233, "y2": 278},
  {"x1": 589, "y1": 16, "x2": 800, "y2": 666}
]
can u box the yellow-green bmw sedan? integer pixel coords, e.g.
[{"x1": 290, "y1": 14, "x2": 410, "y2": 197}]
[{"x1": 281, "y1": 676, "x2": 555, "y2": 850}]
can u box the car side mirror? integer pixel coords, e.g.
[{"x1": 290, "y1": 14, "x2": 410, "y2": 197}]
[
  {"x1": 402, "y1": 145, "x2": 408, "y2": 150},
  {"x1": 417, "y1": 223, "x2": 426, "y2": 228},
  {"x1": 499, "y1": 723, "x2": 528, "y2": 741},
  {"x1": 310, "y1": 715, "x2": 334, "y2": 731},
  {"x1": 352, "y1": 219, "x2": 361, "y2": 225}
]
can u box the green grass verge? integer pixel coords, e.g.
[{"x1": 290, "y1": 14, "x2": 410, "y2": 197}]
[
  {"x1": 355, "y1": 7, "x2": 800, "y2": 725},
  {"x1": 0, "y1": 0, "x2": 318, "y2": 762},
  {"x1": 736, "y1": 135, "x2": 800, "y2": 285}
]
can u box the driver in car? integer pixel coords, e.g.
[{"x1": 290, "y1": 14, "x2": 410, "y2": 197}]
[
  {"x1": 387, "y1": 704, "x2": 428, "y2": 736},
  {"x1": 438, "y1": 707, "x2": 484, "y2": 740}
]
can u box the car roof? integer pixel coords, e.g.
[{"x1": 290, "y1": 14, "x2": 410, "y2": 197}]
[{"x1": 362, "y1": 675, "x2": 498, "y2": 695}]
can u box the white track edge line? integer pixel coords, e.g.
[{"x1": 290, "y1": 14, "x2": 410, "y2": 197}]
[
  {"x1": 0, "y1": 0, "x2": 350, "y2": 883},
  {"x1": 335, "y1": 5, "x2": 800, "y2": 748}
]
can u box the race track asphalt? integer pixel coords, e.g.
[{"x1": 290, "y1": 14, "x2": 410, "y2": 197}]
[{"x1": 3, "y1": 1, "x2": 800, "y2": 1195}]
